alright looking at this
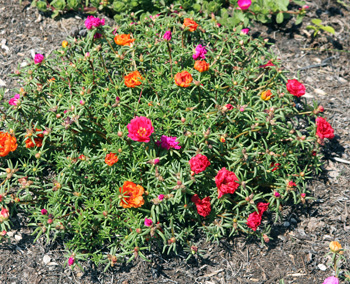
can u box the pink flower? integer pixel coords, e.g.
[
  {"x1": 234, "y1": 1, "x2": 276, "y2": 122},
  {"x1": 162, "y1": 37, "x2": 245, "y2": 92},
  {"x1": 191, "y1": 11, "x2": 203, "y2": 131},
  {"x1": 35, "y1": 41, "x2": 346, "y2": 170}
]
[
  {"x1": 318, "y1": 105, "x2": 325, "y2": 112},
  {"x1": 68, "y1": 257, "x2": 75, "y2": 266},
  {"x1": 217, "y1": 23, "x2": 222, "y2": 27},
  {"x1": 239, "y1": 107, "x2": 245, "y2": 112},
  {"x1": 153, "y1": 158, "x2": 160, "y2": 165},
  {"x1": 156, "y1": 135, "x2": 181, "y2": 150},
  {"x1": 34, "y1": 54, "x2": 44, "y2": 64},
  {"x1": 163, "y1": 31, "x2": 172, "y2": 41},
  {"x1": 238, "y1": 0, "x2": 251, "y2": 10},
  {"x1": 94, "y1": 33, "x2": 102, "y2": 39},
  {"x1": 0, "y1": 208, "x2": 9, "y2": 222},
  {"x1": 274, "y1": 192, "x2": 281, "y2": 198},
  {"x1": 85, "y1": 52, "x2": 90, "y2": 58},
  {"x1": 158, "y1": 194, "x2": 164, "y2": 201},
  {"x1": 286, "y1": 79, "x2": 305, "y2": 97},
  {"x1": 288, "y1": 181, "x2": 296, "y2": 187},
  {"x1": 113, "y1": 29, "x2": 118, "y2": 35},
  {"x1": 0, "y1": 230, "x2": 6, "y2": 237},
  {"x1": 144, "y1": 218, "x2": 153, "y2": 227},
  {"x1": 241, "y1": 28, "x2": 249, "y2": 34},
  {"x1": 116, "y1": 96, "x2": 120, "y2": 102},
  {"x1": 226, "y1": 104, "x2": 234, "y2": 110},
  {"x1": 259, "y1": 60, "x2": 275, "y2": 68},
  {"x1": 193, "y1": 44, "x2": 207, "y2": 60},
  {"x1": 79, "y1": 100, "x2": 85, "y2": 106},
  {"x1": 41, "y1": 209, "x2": 48, "y2": 215},
  {"x1": 85, "y1": 16, "x2": 105, "y2": 30},
  {"x1": 127, "y1": 116, "x2": 154, "y2": 143},
  {"x1": 301, "y1": 193, "x2": 306, "y2": 198},
  {"x1": 323, "y1": 276, "x2": 339, "y2": 284},
  {"x1": 9, "y1": 94, "x2": 20, "y2": 106}
]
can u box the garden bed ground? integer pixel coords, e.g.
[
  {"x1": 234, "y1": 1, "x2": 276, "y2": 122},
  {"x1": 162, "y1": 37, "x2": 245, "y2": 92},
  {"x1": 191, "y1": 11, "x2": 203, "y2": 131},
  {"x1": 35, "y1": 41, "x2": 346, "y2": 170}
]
[{"x1": 0, "y1": 0, "x2": 349, "y2": 283}]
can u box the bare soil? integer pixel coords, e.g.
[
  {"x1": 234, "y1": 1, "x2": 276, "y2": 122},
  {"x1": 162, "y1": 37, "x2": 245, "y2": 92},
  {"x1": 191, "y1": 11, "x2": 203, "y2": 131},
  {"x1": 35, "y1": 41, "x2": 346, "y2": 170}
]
[{"x1": 0, "y1": 0, "x2": 349, "y2": 283}]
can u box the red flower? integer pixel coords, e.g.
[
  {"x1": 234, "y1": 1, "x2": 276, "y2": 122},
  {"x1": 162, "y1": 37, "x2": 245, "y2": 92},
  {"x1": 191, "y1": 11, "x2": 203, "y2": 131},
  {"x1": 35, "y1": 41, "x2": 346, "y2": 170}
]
[
  {"x1": 316, "y1": 117, "x2": 334, "y2": 140},
  {"x1": 286, "y1": 79, "x2": 305, "y2": 98},
  {"x1": 78, "y1": 154, "x2": 86, "y2": 160},
  {"x1": 225, "y1": 104, "x2": 234, "y2": 110},
  {"x1": 127, "y1": 116, "x2": 154, "y2": 143},
  {"x1": 25, "y1": 129, "x2": 43, "y2": 149},
  {"x1": 215, "y1": 167, "x2": 239, "y2": 198},
  {"x1": 105, "y1": 152, "x2": 119, "y2": 166},
  {"x1": 189, "y1": 154, "x2": 210, "y2": 174},
  {"x1": 288, "y1": 181, "x2": 296, "y2": 187},
  {"x1": 259, "y1": 60, "x2": 275, "y2": 68},
  {"x1": 191, "y1": 194, "x2": 211, "y2": 217},
  {"x1": 270, "y1": 162, "x2": 281, "y2": 172},
  {"x1": 246, "y1": 202, "x2": 269, "y2": 231}
]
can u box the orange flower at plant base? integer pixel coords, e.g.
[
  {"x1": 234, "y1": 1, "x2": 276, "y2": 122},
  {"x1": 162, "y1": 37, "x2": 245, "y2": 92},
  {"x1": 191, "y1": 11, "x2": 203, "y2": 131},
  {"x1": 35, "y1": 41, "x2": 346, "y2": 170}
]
[
  {"x1": 114, "y1": 34, "x2": 135, "y2": 46},
  {"x1": 25, "y1": 129, "x2": 43, "y2": 149},
  {"x1": 174, "y1": 71, "x2": 193, "y2": 87},
  {"x1": 124, "y1": 71, "x2": 143, "y2": 88},
  {"x1": 119, "y1": 181, "x2": 145, "y2": 209},
  {"x1": 261, "y1": 90, "x2": 273, "y2": 101},
  {"x1": 184, "y1": 18, "x2": 198, "y2": 32},
  {"x1": 62, "y1": 40, "x2": 68, "y2": 48},
  {"x1": 329, "y1": 241, "x2": 343, "y2": 254},
  {"x1": 0, "y1": 132, "x2": 17, "y2": 157},
  {"x1": 105, "y1": 152, "x2": 118, "y2": 166},
  {"x1": 194, "y1": 60, "x2": 209, "y2": 72}
]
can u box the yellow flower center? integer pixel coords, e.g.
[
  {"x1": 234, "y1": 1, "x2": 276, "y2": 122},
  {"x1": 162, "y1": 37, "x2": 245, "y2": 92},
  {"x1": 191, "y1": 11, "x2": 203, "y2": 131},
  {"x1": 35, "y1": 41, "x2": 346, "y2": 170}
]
[{"x1": 137, "y1": 127, "x2": 147, "y2": 137}]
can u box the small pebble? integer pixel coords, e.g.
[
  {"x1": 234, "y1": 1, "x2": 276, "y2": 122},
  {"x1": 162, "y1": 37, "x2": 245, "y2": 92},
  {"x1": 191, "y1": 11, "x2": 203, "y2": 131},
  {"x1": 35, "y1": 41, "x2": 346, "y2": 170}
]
[
  {"x1": 43, "y1": 255, "x2": 51, "y2": 265},
  {"x1": 318, "y1": 264, "x2": 327, "y2": 271}
]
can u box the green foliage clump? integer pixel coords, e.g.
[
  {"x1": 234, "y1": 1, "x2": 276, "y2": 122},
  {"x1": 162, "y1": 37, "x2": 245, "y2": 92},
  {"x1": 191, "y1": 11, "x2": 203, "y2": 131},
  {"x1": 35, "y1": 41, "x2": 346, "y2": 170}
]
[{"x1": 1, "y1": 10, "x2": 328, "y2": 267}]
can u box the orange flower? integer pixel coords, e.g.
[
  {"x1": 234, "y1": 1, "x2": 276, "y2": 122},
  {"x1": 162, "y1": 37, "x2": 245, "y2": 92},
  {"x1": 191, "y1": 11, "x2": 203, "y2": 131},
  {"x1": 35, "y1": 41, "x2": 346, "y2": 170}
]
[
  {"x1": 261, "y1": 90, "x2": 273, "y2": 101},
  {"x1": 62, "y1": 40, "x2": 68, "y2": 48},
  {"x1": 114, "y1": 34, "x2": 135, "y2": 46},
  {"x1": 119, "y1": 181, "x2": 145, "y2": 208},
  {"x1": 174, "y1": 71, "x2": 193, "y2": 87},
  {"x1": 0, "y1": 132, "x2": 17, "y2": 157},
  {"x1": 124, "y1": 71, "x2": 143, "y2": 88},
  {"x1": 184, "y1": 18, "x2": 198, "y2": 32},
  {"x1": 329, "y1": 241, "x2": 343, "y2": 254},
  {"x1": 194, "y1": 60, "x2": 209, "y2": 72},
  {"x1": 105, "y1": 152, "x2": 118, "y2": 166},
  {"x1": 25, "y1": 129, "x2": 43, "y2": 149}
]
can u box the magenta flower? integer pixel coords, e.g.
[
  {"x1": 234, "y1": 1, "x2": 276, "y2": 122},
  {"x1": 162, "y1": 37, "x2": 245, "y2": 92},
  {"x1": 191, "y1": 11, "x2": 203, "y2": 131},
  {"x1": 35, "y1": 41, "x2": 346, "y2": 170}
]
[
  {"x1": 153, "y1": 158, "x2": 160, "y2": 165},
  {"x1": 9, "y1": 94, "x2": 20, "y2": 106},
  {"x1": 41, "y1": 209, "x2": 48, "y2": 215},
  {"x1": 193, "y1": 44, "x2": 207, "y2": 60},
  {"x1": 94, "y1": 33, "x2": 102, "y2": 39},
  {"x1": 238, "y1": 0, "x2": 251, "y2": 10},
  {"x1": 34, "y1": 53, "x2": 44, "y2": 64},
  {"x1": 158, "y1": 194, "x2": 165, "y2": 201},
  {"x1": 323, "y1": 276, "x2": 339, "y2": 284},
  {"x1": 259, "y1": 60, "x2": 275, "y2": 68},
  {"x1": 241, "y1": 28, "x2": 250, "y2": 34},
  {"x1": 225, "y1": 104, "x2": 234, "y2": 110},
  {"x1": 274, "y1": 192, "x2": 281, "y2": 198},
  {"x1": 68, "y1": 257, "x2": 75, "y2": 266},
  {"x1": 156, "y1": 135, "x2": 181, "y2": 150},
  {"x1": 144, "y1": 218, "x2": 153, "y2": 227},
  {"x1": 163, "y1": 31, "x2": 172, "y2": 41},
  {"x1": 84, "y1": 16, "x2": 105, "y2": 30}
]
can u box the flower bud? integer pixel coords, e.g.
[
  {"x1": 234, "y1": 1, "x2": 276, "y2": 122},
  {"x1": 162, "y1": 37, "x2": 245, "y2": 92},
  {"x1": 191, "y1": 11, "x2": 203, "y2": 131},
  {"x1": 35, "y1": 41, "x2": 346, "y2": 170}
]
[
  {"x1": 274, "y1": 192, "x2": 281, "y2": 198},
  {"x1": 47, "y1": 219, "x2": 53, "y2": 224},
  {"x1": 153, "y1": 158, "x2": 160, "y2": 165},
  {"x1": 136, "y1": 228, "x2": 142, "y2": 233},
  {"x1": 300, "y1": 193, "x2": 306, "y2": 198},
  {"x1": 117, "y1": 131, "x2": 123, "y2": 137},
  {"x1": 194, "y1": 80, "x2": 201, "y2": 86},
  {"x1": 263, "y1": 234, "x2": 270, "y2": 243},
  {"x1": 68, "y1": 257, "x2": 75, "y2": 266},
  {"x1": 41, "y1": 209, "x2": 48, "y2": 215},
  {"x1": 35, "y1": 153, "x2": 41, "y2": 159},
  {"x1": 56, "y1": 114, "x2": 61, "y2": 119}
]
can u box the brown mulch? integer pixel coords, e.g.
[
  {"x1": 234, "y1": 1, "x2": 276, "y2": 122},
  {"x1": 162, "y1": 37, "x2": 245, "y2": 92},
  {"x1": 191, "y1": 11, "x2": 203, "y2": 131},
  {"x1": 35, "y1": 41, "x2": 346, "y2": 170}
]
[{"x1": 0, "y1": 0, "x2": 349, "y2": 283}]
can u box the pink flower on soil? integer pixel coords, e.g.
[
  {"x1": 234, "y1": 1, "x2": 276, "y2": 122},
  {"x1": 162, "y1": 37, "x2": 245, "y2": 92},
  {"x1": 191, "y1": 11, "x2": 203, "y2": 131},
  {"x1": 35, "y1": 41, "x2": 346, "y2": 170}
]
[
  {"x1": 9, "y1": 94, "x2": 20, "y2": 106},
  {"x1": 238, "y1": 0, "x2": 252, "y2": 10},
  {"x1": 41, "y1": 209, "x2": 48, "y2": 215},
  {"x1": 323, "y1": 276, "x2": 339, "y2": 284},
  {"x1": 241, "y1": 28, "x2": 250, "y2": 34},
  {"x1": 68, "y1": 257, "x2": 75, "y2": 266},
  {"x1": 144, "y1": 218, "x2": 153, "y2": 227},
  {"x1": 193, "y1": 44, "x2": 207, "y2": 60},
  {"x1": 0, "y1": 208, "x2": 9, "y2": 222},
  {"x1": 163, "y1": 31, "x2": 172, "y2": 41},
  {"x1": 85, "y1": 16, "x2": 105, "y2": 30},
  {"x1": 158, "y1": 194, "x2": 164, "y2": 201},
  {"x1": 127, "y1": 116, "x2": 154, "y2": 143},
  {"x1": 156, "y1": 135, "x2": 181, "y2": 150},
  {"x1": 34, "y1": 54, "x2": 44, "y2": 64}
]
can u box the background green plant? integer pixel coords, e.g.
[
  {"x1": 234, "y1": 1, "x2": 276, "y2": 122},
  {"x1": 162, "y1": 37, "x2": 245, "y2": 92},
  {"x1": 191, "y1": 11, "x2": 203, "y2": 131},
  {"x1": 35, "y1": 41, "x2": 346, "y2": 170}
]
[
  {"x1": 26, "y1": 0, "x2": 307, "y2": 28},
  {"x1": 1, "y1": 10, "x2": 324, "y2": 267},
  {"x1": 306, "y1": 18, "x2": 336, "y2": 37}
]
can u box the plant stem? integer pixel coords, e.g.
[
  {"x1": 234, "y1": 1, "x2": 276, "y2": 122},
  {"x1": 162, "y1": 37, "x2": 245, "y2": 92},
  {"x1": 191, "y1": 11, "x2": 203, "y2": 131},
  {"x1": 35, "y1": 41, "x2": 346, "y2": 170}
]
[{"x1": 167, "y1": 42, "x2": 173, "y2": 78}]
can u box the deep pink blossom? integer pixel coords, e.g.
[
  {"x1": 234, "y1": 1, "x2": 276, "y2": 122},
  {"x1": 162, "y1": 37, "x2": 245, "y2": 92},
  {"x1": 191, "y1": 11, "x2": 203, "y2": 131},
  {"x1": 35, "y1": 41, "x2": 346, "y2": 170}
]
[
  {"x1": 34, "y1": 54, "x2": 44, "y2": 64},
  {"x1": 241, "y1": 28, "x2": 249, "y2": 34},
  {"x1": 68, "y1": 257, "x2": 75, "y2": 266},
  {"x1": 127, "y1": 116, "x2": 154, "y2": 143},
  {"x1": 193, "y1": 45, "x2": 207, "y2": 60},
  {"x1": 323, "y1": 276, "x2": 339, "y2": 284},
  {"x1": 158, "y1": 194, "x2": 164, "y2": 201},
  {"x1": 226, "y1": 104, "x2": 234, "y2": 110},
  {"x1": 9, "y1": 94, "x2": 20, "y2": 106},
  {"x1": 156, "y1": 135, "x2": 181, "y2": 150},
  {"x1": 85, "y1": 16, "x2": 105, "y2": 30},
  {"x1": 144, "y1": 218, "x2": 153, "y2": 227},
  {"x1": 41, "y1": 209, "x2": 48, "y2": 215},
  {"x1": 238, "y1": 0, "x2": 251, "y2": 10},
  {"x1": 163, "y1": 31, "x2": 172, "y2": 41}
]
